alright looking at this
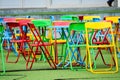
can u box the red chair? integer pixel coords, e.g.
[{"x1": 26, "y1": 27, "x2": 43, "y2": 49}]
[
  {"x1": 6, "y1": 20, "x2": 36, "y2": 69},
  {"x1": 27, "y1": 22, "x2": 57, "y2": 69}
]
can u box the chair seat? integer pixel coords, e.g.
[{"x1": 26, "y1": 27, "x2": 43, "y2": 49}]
[
  {"x1": 10, "y1": 39, "x2": 32, "y2": 42},
  {"x1": 31, "y1": 42, "x2": 52, "y2": 46},
  {"x1": 51, "y1": 40, "x2": 66, "y2": 44},
  {"x1": 88, "y1": 44, "x2": 114, "y2": 48}
]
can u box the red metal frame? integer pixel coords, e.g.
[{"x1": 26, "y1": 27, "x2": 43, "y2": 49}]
[
  {"x1": 91, "y1": 29, "x2": 116, "y2": 66},
  {"x1": 28, "y1": 23, "x2": 57, "y2": 69},
  {"x1": 6, "y1": 21, "x2": 36, "y2": 69}
]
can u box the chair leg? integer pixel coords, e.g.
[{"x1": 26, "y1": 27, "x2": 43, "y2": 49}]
[
  {"x1": 0, "y1": 43, "x2": 5, "y2": 75},
  {"x1": 6, "y1": 42, "x2": 20, "y2": 63}
]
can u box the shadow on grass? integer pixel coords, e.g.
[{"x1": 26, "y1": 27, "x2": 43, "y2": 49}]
[
  {"x1": 54, "y1": 76, "x2": 120, "y2": 80},
  {"x1": 0, "y1": 68, "x2": 61, "y2": 72},
  {"x1": 0, "y1": 74, "x2": 27, "y2": 80}
]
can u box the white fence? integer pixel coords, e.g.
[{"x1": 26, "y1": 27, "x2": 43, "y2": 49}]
[{"x1": 0, "y1": 0, "x2": 118, "y2": 9}]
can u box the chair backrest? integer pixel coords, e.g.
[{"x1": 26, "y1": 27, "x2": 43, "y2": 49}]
[
  {"x1": 18, "y1": 19, "x2": 31, "y2": 33},
  {"x1": 104, "y1": 16, "x2": 120, "y2": 23},
  {"x1": 60, "y1": 15, "x2": 74, "y2": 20},
  {"x1": 32, "y1": 19, "x2": 51, "y2": 28},
  {"x1": 85, "y1": 22, "x2": 113, "y2": 45},
  {"x1": 51, "y1": 21, "x2": 71, "y2": 40},
  {"x1": 60, "y1": 15, "x2": 79, "y2": 21},
  {"x1": 52, "y1": 21, "x2": 71, "y2": 27},
  {"x1": 68, "y1": 22, "x2": 86, "y2": 45},
  {"x1": 69, "y1": 22, "x2": 85, "y2": 31},
  {"x1": 18, "y1": 19, "x2": 31, "y2": 26},
  {"x1": 4, "y1": 18, "x2": 16, "y2": 22},
  {"x1": 85, "y1": 22, "x2": 111, "y2": 29},
  {"x1": 32, "y1": 19, "x2": 51, "y2": 42},
  {"x1": 83, "y1": 16, "x2": 101, "y2": 22}
]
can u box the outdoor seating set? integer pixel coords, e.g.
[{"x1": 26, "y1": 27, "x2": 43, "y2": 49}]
[{"x1": 0, "y1": 15, "x2": 120, "y2": 74}]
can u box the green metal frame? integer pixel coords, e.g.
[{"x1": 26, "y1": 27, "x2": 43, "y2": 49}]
[{"x1": 63, "y1": 22, "x2": 86, "y2": 70}]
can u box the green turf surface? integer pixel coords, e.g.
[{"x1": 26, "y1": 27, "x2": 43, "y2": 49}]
[
  {"x1": 0, "y1": 51, "x2": 120, "y2": 80},
  {"x1": 1, "y1": 67, "x2": 120, "y2": 80},
  {"x1": 1, "y1": 69, "x2": 120, "y2": 80}
]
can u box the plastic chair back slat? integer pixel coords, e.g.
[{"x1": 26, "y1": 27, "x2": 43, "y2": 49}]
[
  {"x1": 85, "y1": 22, "x2": 111, "y2": 29},
  {"x1": 32, "y1": 19, "x2": 51, "y2": 27},
  {"x1": 69, "y1": 22, "x2": 85, "y2": 31}
]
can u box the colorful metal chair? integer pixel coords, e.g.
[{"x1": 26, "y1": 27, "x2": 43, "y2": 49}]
[
  {"x1": 85, "y1": 22, "x2": 118, "y2": 73},
  {"x1": 5, "y1": 20, "x2": 36, "y2": 69},
  {"x1": 28, "y1": 19, "x2": 57, "y2": 69},
  {"x1": 51, "y1": 21, "x2": 71, "y2": 65},
  {"x1": 63, "y1": 22, "x2": 86, "y2": 70},
  {"x1": 3, "y1": 18, "x2": 18, "y2": 56}
]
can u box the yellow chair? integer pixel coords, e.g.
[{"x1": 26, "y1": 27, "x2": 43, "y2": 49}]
[
  {"x1": 85, "y1": 22, "x2": 118, "y2": 73},
  {"x1": 104, "y1": 16, "x2": 120, "y2": 23},
  {"x1": 83, "y1": 16, "x2": 101, "y2": 22}
]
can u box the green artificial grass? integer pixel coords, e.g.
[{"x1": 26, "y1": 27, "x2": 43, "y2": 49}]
[
  {"x1": 0, "y1": 48, "x2": 120, "y2": 80},
  {"x1": 1, "y1": 69, "x2": 120, "y2": 80}
]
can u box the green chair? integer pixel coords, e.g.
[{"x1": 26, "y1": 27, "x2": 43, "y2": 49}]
[
  {"x1": 60, "y1": 15, "x2": 79, "y2": 22},
  {"x1": 63, "y1": 22, "x2": 86, "y2": 70}
]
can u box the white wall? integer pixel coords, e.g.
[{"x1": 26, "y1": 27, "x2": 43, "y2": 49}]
[
  {"x1": 50, "y1": 0, "x2": 108, "y2": 8},
  {"x1": 118, "y1": 0, "x2": 120, "y2": 7},
  {"x1": 23, "y1": 0, "x2": 49, "y2": 8},
  {"x1": 0, "y1": 0, "x2": 113, "y2": 9},
  {"x1": 50, "y1": 0, "x2": 81, "y2": 8},
  {"x1": 0, "y1": 0, "x2": 21, "y2": 8}
]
